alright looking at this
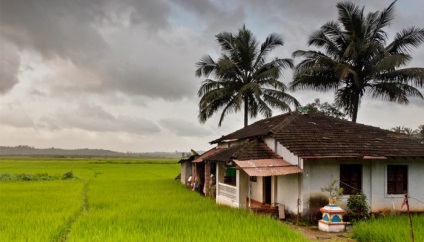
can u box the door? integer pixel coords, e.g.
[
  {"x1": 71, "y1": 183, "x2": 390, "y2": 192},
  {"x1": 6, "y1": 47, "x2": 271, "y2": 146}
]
[{"x1": 264, "y1": 176, "x2": 272, "y2": 204}]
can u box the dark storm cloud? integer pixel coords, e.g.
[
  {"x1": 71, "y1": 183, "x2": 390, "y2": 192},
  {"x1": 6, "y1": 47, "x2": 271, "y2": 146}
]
[{"x1": 0, "y1": 0, "x2": 197, "y2": 99}]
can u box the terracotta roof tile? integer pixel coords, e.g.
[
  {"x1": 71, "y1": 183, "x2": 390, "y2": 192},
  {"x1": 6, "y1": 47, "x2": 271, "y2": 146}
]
[
  {"x1": 210, "y1": 112, "x2": 424, "y2": 158},
  {"x1": 204, "y1": 140, "x2": 280, "y2": 162},
  {"x1": 192, "y1": 148, "x2": 225, "y2": 163}
]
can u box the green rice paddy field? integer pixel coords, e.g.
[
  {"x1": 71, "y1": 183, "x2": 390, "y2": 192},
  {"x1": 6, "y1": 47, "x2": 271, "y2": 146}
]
[
  {"x1": 0, "y1": 157, "x2": 307, "y2": 242},
  {"x1": 1, "y1": 157, "x2": 423, "y2": 242}
]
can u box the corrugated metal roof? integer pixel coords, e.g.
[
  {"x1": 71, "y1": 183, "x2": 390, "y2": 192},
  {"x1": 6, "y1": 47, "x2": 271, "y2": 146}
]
[
  {"x1": 192, "y1": 148, "x2": 225, "y2": 163},
  {"x1": 233, "y1": 159, "x2": 303, "y2": 177}
]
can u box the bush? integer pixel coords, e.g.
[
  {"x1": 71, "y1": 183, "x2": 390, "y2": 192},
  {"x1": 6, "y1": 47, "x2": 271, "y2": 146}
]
[
  {"x1": 346, "y1": 193, "x2": 370, "y2": 223},
  {"x1": 62, "y1": 171, "x2": 76, "y2": 180}
]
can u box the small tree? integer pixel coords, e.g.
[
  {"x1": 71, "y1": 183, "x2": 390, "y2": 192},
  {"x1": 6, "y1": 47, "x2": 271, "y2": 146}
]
[
  {"x1": 346, "y1": 193, "x2": 370, "y2": 223},
  {"x1": 321, "y1": 179, "x2": 343, "y2": 204},
  {"x1": 302, "y1": 98, "x2": 345, "y2": 119}
]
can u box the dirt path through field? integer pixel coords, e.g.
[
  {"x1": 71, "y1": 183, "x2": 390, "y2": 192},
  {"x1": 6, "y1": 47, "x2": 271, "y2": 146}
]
[{"x1": 285, "y1": 223, "x2": 356, "y2": 241}]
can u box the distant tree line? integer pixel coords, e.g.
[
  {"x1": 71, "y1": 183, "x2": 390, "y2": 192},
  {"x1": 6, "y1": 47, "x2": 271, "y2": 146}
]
[{"x1": 390, "y1": 125, "x2": 424, "y2": 143}]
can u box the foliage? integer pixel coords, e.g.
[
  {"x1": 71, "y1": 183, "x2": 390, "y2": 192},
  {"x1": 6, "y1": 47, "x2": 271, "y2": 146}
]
[
  {"x1": 196, "y1": 25, "x2": 299, "y2": 127},
  {"x1": 0, "y1": 171, "x2": 77, "y2": 181},
  {"x1": 353, "y1": 214, "x2": 424, "y2": 242},
  {"x1": 321, "y1": 179, "x2": 343, "y2": 202},
  {"x1": 61, "y1": 171, "x2": 76, "y2": 180},
  {"x1": 291, "y1": 1, "x2": 424, "y2": 122},
  {"x1": 346, "y1": 193, "x2": 370, "y2": 223},
  {"x1": 301, "y1": 98, "x2": 345, "y2": 119},
  {"x1": 391, "y1": 124, "x2": 424, "y2": 143}
]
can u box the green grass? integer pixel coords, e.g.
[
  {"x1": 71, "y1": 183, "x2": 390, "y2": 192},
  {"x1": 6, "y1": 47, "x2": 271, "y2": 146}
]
[
  {"x1": 352, "y1": 215, "x2": 424, "y2": 242},
  {"x1": 0, "y1": 157, "x2": 307, "y2": 242},
  {"x1": 0, "y1": 180, "x2": 85, "y2": 241}
]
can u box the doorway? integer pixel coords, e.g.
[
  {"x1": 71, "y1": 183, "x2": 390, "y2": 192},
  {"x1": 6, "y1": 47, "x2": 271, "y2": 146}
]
[{"x1": 264, "y1": 176, "x2": 272, "y2": 204}]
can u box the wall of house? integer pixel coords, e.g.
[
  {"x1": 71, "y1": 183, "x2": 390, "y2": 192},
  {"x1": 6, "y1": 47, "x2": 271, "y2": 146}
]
[
  {"x1": 275, "y1": 174, "x2": 301, "y2": 215},
  {"x1": 264, "y1": 137, "x2": 303, "y2": 214},
  {"x1": 237, "y1": 170, "x2": 248, "y2": 208},
  {"x1": 263, "y1": 137, "x2": 299, "y2": 165},
  {"x1": 302, "y1": 158, "x2": 424, "y2": 214},
  {"x1": 369, "y1": 158, "x2": 424, "y2": 213},
  {"x1": 302, "y1": 159, "x2": 371, "y2": 213},
  {"x1": 180, "y1": 162, "x2": 191, "y2": 185},
  {"x1": 249, "y1": 176, "x2": 263, "y2": 203}
]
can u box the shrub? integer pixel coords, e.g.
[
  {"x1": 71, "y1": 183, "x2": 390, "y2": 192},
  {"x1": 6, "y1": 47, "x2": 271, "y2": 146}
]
[
  {"x1": 346, "y1": 193, "x2": 370, "y2": 223},
  {"x1": 62, "y1": 171, "x2": 76, "y2": 180}
]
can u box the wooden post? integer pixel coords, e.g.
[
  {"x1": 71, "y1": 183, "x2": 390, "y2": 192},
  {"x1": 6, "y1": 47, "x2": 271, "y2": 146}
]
[{"x1": 405, "y1": 193, "x2": 414, "y2": 242}]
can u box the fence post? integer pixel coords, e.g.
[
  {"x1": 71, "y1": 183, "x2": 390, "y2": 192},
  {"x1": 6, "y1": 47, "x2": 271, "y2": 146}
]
[{"x1": 404, "y1": 193, "x2": 414, "y2": 242}]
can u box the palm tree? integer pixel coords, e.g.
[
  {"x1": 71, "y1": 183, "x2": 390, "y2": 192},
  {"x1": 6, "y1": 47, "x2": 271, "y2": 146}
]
[
  {"x1": 195, "y1": 26, "x2": 299, "y2": 127},
  {"x1": 291, "y1": 1, "x2": 424, "y2": 122}
]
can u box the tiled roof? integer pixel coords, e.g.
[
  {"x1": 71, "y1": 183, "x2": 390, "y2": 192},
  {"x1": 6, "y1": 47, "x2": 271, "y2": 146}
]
[
  {"x1": 178, "y1": 154, "x2": 198, "y2": 163},
  {"x1": 192, "y1": 148, "x2": 225, "y2": 163},
  {"x1": 233, "y1": 159, "x2": 303, "y2": 177},
  {"x1": 210, "y1": 114, "x2": 289, "y2": 144},
  {"x1": 211, "y1": 112, "x2": 424, "y2": 158},
  {"x1": 204, "y1": 140, "x2": 280, "y2": 162}
]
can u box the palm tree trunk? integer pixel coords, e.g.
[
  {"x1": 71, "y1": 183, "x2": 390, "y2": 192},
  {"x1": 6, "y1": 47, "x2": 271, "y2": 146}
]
[
  {"x1": 351, "y1": 92, "x2": 360, "y2": 123},
  {"x1": 244, "y1": 96, "x2": 248, "y2": 127}
]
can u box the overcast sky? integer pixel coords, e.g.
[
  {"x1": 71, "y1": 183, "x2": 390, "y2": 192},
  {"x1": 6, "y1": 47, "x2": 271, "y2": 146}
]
[{"x1": 1, "y1": 0, "x2": 423, "y2": 153}]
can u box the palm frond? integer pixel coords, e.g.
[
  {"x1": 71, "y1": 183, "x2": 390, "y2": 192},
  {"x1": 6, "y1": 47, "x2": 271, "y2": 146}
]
[
  {"x1": 376, "y1": 68, "x2": 424, "y2": 87},
  {"x1": 386, "y1": 27, "x2": 424, "y2": 54},
  {"x1": 195, "y1": 55, "x2": 217, "y2": 77},
  {"x1": 369, "y1": 0, "x2": 395, "y2": 43},
  {"x1": 369, "y1": 82, "x2": 423, "y2": 104}
]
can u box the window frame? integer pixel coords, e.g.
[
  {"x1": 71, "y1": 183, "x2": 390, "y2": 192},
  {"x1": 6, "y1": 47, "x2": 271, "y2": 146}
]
[
  {"x1": 339, "y1": 164, "x2": 362, "y2": 195},
  {"x1": 386, "y1": 165, "x2": 408, "y2": 195}
]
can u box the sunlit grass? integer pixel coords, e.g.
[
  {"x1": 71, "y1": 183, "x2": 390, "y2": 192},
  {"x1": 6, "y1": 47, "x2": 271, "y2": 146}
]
[
  {"x1": 1, "y1": 157, "x2": 307, "y2": 241},
  {"x1": 352, "y1": 214, "x2": 424, "y2": 242},
  {"x1": 0, "y1": 180, "x2": 84, "y2": 241}
]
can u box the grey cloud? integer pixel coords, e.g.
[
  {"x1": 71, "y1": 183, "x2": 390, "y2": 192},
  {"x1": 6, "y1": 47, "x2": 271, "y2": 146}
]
[
  {"x1": 160, "y1": 118, "x2": 212, "y2": 137},
  {"x1": 0, "y1": 0, "x2": 185, "y2": 99},
  {"x1": 46, "y1": 103, "x2": 161, "y2": 135},
  {"x1": 0, "y1": 41, "x2": 20, "y2": 93},
  {"x1": 0, "y1": 102, "x2": 35, "y2": 128}
]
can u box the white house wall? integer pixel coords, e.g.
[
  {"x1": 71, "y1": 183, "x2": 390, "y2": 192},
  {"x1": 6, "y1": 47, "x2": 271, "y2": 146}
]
[
  {"x1": 276, "y1": 174, "x2": 301, "y2": 214},
  {"x1": 249, "y1": 177, "x2": 264, "y2": 203},
  {"x1": 302, "y1": 159, "x2": 371, "y2": 213},
  {"x1": 369, "y1": 158, "x2": 424, "y2": 213},
  {"x1": 263, "y1": 137, "x2": 300, "y2": 166},
  {"x1": 302, "y1": 158, "x2": 424, "y2": 214}
]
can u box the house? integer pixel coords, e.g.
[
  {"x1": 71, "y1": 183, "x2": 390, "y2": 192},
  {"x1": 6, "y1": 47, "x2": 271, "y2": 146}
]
[
  {"x1": 178, "y1": 150, "x2": 199, "y2": 186},
  {"x1": 188, "y1": 111, "x2": 424, "y2": 218}
]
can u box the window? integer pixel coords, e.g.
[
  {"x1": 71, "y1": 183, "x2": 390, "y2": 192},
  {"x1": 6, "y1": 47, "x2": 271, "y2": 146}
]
[
  {"x1": 224, "y1": 166, "x2": 236, "y2": 186},
  {"x1": 249, "y1": 176, "x2": 257, "y2": 182},
  {"x1": 387, "y1": 165, "x2": 408, "y2": 194},
  {"x1": 340, "y1": 164, "x2": 362, "y2": 195}
]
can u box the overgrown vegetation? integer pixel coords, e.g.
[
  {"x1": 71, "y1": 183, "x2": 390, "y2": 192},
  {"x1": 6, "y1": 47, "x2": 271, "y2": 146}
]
[
  {"x1": 0, "y1": 171, "x2": 77, "y2": 181},
  {"x1": 346, "y1": 193, "x2": 370, "y2": 223}
]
